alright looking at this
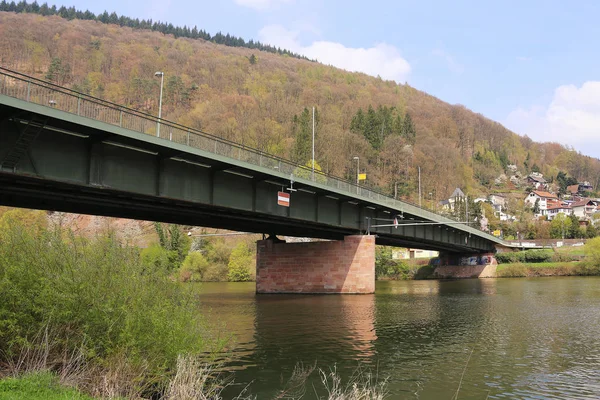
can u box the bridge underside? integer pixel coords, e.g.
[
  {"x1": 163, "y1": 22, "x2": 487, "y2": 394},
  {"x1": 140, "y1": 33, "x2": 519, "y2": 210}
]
[{"x1": 0, "y1": 97, "x2": 496, "y2": 254}]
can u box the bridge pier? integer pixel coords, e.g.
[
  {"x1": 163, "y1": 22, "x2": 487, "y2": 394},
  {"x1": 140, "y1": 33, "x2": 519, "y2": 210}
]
[
  {"x1": 431, "y1": 252, "x2": 498, "y2": 279},
  {"x1": 256, "y1": 235, "x2": 375, "y2": 294}
]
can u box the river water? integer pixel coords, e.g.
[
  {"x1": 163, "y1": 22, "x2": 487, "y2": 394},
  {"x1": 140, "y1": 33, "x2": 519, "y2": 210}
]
[{"x1": 198, "y1": 278, "x2": 600, "y2": 399}]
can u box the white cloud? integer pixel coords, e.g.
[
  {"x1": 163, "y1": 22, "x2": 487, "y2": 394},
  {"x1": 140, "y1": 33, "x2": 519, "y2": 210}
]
[
  {"x1": 505, "y1": 81, "x2": 600, "y2": 157},
  {"x1": 234, "y1": 0, "x2": 292, "y2": 11},
  {"x1": 259, "y1": 25, "x2": 411, "y2": 83}
]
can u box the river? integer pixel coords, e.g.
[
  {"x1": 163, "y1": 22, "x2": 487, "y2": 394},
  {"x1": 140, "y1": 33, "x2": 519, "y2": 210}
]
[{"x1": 198, "y1": 278, "x2": 600, "y2": 399}]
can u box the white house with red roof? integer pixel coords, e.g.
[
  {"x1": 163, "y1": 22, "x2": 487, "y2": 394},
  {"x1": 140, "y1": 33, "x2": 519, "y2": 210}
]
[
  {"x1": 525, "y1": 190, "x2": 559, "y2": 217},
  {"x1": 546, "y1": 204, "x2": 572, "y2": 220},
  {"x1": 571, "y1": 199, "x2": 598, "y2": 219}
]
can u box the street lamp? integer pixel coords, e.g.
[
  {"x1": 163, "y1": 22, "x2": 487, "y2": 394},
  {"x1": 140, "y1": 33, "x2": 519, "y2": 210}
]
[
  {"x1": 154, "y1": 71, "x2": 164, "y2": 138},
  {"x1": 353, "y1": 156, "x2": 359, "y2": 194}
]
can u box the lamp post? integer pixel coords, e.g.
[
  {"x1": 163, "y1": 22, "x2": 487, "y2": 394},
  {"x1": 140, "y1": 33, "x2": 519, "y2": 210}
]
[
  {"x1": 353, "y1": 156, "x2": 359, "y2": 194},
  {"x1": 154, "y1": 71, "x2": 164, "y2": 138}
]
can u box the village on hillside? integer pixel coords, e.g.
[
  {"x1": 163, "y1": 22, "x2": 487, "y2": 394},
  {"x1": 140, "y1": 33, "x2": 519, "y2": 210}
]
[{"x1": 438, "y1": 167, "x2": 598, "y2": 241}]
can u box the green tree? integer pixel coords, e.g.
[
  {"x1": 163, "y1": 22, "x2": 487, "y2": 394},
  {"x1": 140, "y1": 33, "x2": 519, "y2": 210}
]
[
  {"x1": 153, "y1": 222, "x2": 191, "y2": 270},
  {"x1": 550, "y1": 214, "x2": 572, "y2": 239},
  {"x1": 293, "y1": 159, "x2": 327, "y2": 184},
  {"x1": 180, "y1": 251, "x2": 209, "y2": 281},
  {"x1": 584, "y1": 236, "x2": 600, "y2": 267},
  {"x1": 533, "y1": 198, "x2": 540, "y2": 215},
  {"x1": 227, "y1": 242, "x2": 254, "y2": 281},
  {"x1": 568, "y1": 214, "x2": 582, "y2": 239},
  {"x1": 291, "y1": 107, "x2": 319, "y2": 164},
  {"x1": 45, "y1": 57, "x2": 71, "y2": 85},
  {"x1": 249, "y1": 53, "x2": 257, "y2": 64},
  {"x1": 402, "y1": 112, "x2": 416, "y2": 144}
]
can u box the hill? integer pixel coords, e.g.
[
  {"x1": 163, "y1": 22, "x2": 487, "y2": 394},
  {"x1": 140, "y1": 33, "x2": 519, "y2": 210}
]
[{"x1": 0, "y1": 10, "x2": 598, "y2": 205}]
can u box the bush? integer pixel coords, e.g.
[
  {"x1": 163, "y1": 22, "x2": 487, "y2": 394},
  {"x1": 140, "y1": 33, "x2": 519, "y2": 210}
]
[
  {"x1": 0, "y1": 218, "x2": 220, "y2": 396},
  {"x1": 585, "y1": 237, "x2": 600, "y2": 268},
  {"x1": 496, "y1": 250, "x2": 552, "y2": 264},
  {"x1": 227, "y1": 243, "x2": 254, "y2": 282},
  {"x1": 140, "y1": 244, "x2": 174, "y2": 271},
  {"x1": 180, "y1": 251, "x2": 209, "y2": 282}
]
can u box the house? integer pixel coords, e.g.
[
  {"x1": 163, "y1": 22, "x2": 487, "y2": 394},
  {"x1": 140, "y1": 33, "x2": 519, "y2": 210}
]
[
  {"x1": 567, "y1": 184, "x2": 580, "y2": 197},
  {"x1": 489, "y1": 194, "x2": 506, "y2": 208},
  {"x1": 527, "y1": 173, "x2": 547, "y2": 190},
  {"x1": 524, "y1": 190, "x2": 559, "y2": 217},
  {"x1": 580, "y1": 181, "x2": 594, "y2": 192},
  {"x1": 571, "y1": 199, "x2": 597, "y2": 219},
  {"x1": 546, "y1": 204, "x2": 571, "y2": 220},
  {"x1": 440, "y1": 188, "x2": 466, "y2": 211}
]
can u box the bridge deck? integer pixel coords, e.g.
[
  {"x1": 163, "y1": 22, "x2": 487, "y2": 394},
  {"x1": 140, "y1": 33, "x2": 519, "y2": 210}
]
[{"x1": 0, "y1": 67, "x2": 506, "y2": 253}]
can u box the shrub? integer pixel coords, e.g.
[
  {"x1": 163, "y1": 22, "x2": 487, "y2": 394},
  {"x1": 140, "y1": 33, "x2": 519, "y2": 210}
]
[
  {"x1": 227, "y1": 243, "x2": 254, "y2": 282},
  {"x1": 140, "y1": 244, "x2": 173, "y2": 271},
  {"x1": 585, "y1": 237, "x2": 600, "y2": 268},
  {"x1": 496, "y1": 250, "x2": 552, "y2": 264},
  {"x1": 0, "y1": 219, "x2": 220, "y2": 396},
  {"x1": 180, "y1": 251, "x2": 209, "y2": 282}
]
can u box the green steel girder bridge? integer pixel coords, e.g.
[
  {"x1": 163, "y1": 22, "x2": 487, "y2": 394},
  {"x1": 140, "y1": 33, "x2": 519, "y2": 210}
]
[{"x1": 0, "y1": 67, "x2": 506, "y2": 253}]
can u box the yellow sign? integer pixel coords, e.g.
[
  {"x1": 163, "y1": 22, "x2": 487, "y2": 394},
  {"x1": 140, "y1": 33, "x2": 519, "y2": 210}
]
[
  {"x1": 358, "y1": 173, "x2": 367, "y2": 181},
  {"x1": 492, "y1": 230, "x2": 501, "y2": 237}
]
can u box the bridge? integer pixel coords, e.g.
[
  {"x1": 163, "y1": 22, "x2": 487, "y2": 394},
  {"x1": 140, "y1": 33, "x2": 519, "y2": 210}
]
[{"x1": 0, "y1": 67, "x2": 507, "y2": 293}]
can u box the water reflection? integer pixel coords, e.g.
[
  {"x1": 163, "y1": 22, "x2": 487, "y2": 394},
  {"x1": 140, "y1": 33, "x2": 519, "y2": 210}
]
[{"x1": 198, "y1": 277, "x2": 600, "y2": 399}]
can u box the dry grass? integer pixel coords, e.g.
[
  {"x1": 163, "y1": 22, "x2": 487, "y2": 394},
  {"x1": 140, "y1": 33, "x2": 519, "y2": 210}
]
[{"x1": 318, "y1": 366, "x2": 388, "y2": 400}]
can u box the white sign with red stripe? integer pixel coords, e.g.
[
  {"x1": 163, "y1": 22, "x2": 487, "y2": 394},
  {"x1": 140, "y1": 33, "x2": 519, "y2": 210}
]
[{"x1": 277, "y1": 191, "x2": 290, "y2": 207}]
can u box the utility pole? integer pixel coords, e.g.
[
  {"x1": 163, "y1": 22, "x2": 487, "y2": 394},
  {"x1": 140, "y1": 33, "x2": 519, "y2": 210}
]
[
  {"x1": 466, "y1": 195, "x2": 469, "y2": 225},
  {"x1": 154, "y1": 71, "x2": 164, "y2": 138},
  {"x1": 312, "y1": 106, "x2": 315, "y2": 181}
]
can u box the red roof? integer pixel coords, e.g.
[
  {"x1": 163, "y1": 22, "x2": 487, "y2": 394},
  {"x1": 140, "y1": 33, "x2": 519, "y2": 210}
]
[
  {"x1": 571, "y1": 199, "x2": 596, "y2": 207},
  {"x1": 567, "y1": 184, "x2": 580, "y2": 194},
  {"x1": 531, "y1": 191, "x2": 558, "y2": 199}
]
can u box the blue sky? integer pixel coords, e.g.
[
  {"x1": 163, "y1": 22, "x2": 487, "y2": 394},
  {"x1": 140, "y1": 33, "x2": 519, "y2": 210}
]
[{"x1": 58, "y1": 0, "x2": 600, "y2": 158}]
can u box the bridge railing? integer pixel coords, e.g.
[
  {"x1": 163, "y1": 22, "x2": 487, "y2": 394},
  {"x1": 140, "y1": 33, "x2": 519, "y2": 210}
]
[{"x1": 0, "y1": 67, "x2": 501, "y2": 242}]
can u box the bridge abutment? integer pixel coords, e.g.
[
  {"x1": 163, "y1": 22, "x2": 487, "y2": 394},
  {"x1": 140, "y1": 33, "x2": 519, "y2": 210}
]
[
  {"x1": 432, "y1": 252, "x2": 498, "y2": 278},
  {"x1": 256, "y1": 235, "x2": 375, "y2": 294}
]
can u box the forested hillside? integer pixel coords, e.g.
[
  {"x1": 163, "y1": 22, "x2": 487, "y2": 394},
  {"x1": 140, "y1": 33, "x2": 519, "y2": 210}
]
[{"x1": 1, "y1": 10, "x2": 598, "y2": 204}]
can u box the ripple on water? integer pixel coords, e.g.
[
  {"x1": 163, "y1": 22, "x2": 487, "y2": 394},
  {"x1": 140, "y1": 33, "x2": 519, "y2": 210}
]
[{"x1": 199, "y1": 278, "x2": 600, "y2": 399}]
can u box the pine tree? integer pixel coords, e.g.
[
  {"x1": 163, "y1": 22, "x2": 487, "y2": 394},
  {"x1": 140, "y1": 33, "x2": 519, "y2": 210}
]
[
  {"x1": 291, "y1": 108, "x2": 318, "y2": 164},
  {"x1": 402, "y1": 112, "x2": 416, "y2": 144}
]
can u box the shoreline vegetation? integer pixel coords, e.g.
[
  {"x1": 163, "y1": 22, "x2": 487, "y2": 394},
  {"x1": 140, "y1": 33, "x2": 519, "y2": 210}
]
[
  {"x1": 0, "y1": 210, "x2": 390, "y2": 399},
  {"x1": 376, "y1": 246, "x2": 600, "y2": 280}
]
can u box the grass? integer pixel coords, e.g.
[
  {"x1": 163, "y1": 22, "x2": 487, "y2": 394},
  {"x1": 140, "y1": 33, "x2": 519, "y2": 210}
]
[
  {"x1": 0, "y1": 372, "x2": 95, "y2": 400},
  {"x1": 494, "y1": 261, "x2": 600, "y2": 277}
]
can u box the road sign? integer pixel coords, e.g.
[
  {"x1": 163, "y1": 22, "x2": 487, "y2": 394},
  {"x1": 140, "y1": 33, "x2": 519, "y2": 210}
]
[
  {"x1": 393, "y1": 216, "x2": 399, "y2": 229},
  {"x1": 358, "y1": 173, "x2": 367, "y2": 181},
  {"x1": 277, "y1": 191, "x2": 290, "y2": 207}
]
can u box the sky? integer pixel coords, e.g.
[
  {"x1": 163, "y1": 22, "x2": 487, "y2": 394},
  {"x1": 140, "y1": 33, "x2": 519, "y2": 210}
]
[{"x1": 58, "y1": 0, "x2": 600, "y2": 158}]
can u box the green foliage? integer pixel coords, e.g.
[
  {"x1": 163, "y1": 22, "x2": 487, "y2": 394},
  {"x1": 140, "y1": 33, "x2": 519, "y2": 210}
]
[
  {"x1": 153, "y1": 222, "x2": 191, "y2": 270},
  {"x1": 585, "y1": 237, "x2": 600, "y2": 268},
  {"x1": 350, "y1": 105, "x2": 409, "y2": 149},
  {"x1": 556, "y1": 171, "x2": 578, "y2": 195},
  {"x1": 375, "y1": 246, "x2": 414, "y2": 279},
  {"x1": 0, "y1": 372, "x2": 94, "y2": 400},
  {"x1": 495, "y1": 250, "x2": 553, "y2": 264},
  {"x1": 0, "y1": 219, "x2": 217, "y2": 392},
  {"x1": 533, "y1": 198, "x2": 540, "y2": 214},
  {"x1": 293, "y1": 159, "x2": 327, "y2": 184},
  {"x1": 248, "y1": 53, "x2": 257, "y2": 65},
  {"x1": 140, "y1": 244, "x2": 174, "y2": 271},
  {"x1": 550, "y1": 214, "x2": 573, "y2": 239},
  {"x1": 180, "y1": 251, "x2": 209, "y2": 282},
  {"x1": 227, "y1": 242, "x2": 254, "y2": 282},
  {"x1": 291, "y1": 107, "x2": 319, "y2": 164},
  {"x1": 45, "y1": 57, "x2": 71, "y2": 84}
]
